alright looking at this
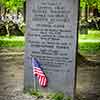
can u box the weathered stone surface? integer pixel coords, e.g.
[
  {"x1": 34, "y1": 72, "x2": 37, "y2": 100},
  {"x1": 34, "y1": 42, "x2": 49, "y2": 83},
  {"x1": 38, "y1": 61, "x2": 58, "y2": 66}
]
[{"x1": 25, "y1": 0, "x2": 79, "y2": 98}]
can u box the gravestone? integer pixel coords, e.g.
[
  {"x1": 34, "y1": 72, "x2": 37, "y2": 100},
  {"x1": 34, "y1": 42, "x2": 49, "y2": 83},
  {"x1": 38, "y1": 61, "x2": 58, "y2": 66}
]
[{"x1": 24, "y1": 0, "x2": 79, "y2": 99}]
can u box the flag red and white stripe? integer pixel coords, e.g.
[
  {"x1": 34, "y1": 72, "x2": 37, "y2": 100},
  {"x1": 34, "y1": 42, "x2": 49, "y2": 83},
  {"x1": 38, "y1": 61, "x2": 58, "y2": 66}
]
[{"x1": 32, "y1": 58, "x2": 48, "y2": 87}]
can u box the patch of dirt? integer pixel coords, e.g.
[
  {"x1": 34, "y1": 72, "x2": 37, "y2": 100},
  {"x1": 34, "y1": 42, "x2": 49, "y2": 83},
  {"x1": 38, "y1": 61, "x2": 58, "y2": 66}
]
[
  {"x1": 0, "y1": 48, "x2": 100, "y2": 100},
  {"x1": 76, "y1": 53, "x2": 100, "y2": 100},
  {"x1": 0, "y1": 48, "x2": 37, "y2": 100}
]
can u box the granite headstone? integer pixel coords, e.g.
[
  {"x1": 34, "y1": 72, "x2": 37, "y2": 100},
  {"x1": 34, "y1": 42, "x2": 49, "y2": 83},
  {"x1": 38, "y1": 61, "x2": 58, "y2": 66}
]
[{"x1": 25, "y1": 0, "x2": 79, "y2": 98}]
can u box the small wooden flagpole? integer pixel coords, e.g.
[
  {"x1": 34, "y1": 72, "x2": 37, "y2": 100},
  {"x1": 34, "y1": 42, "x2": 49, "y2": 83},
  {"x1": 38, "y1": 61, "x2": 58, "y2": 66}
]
[{"x1": 31, "y1": 57, "x2": 37, "y2": 91}]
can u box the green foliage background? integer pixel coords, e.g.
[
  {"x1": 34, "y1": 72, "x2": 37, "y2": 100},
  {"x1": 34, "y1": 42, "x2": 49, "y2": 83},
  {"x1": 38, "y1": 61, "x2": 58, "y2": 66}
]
[
  {"x1": 80, "y1": 0, "x2": 100, "y2": 10},
  {"x1": 0, "y1": 0, "x2": 25, "y2": 11}
]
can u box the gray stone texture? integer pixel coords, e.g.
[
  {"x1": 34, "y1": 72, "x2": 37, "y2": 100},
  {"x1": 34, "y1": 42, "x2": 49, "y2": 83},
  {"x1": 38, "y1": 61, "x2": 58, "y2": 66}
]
[{"x1": 25, "y1": 0, "x2": 79, "y2": 98}]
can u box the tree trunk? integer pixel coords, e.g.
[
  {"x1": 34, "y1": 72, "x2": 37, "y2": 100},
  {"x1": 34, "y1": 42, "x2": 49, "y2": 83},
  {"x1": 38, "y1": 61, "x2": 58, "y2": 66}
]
[
  {"x1": 3, "y1": 7, "x2": 7, "y2": 20},
  {"x1": 85, "y1": 3, "x2": 88, "y2": 23},
  {"x1": 23, "y1": 1, "x2": 26, "y2": 22},
  {"x1": 84, "y1": 3, "x2": 88, "y2": 34},
  {"x1": 0, "y1": 4, "x2": 1, "y2": 20}
]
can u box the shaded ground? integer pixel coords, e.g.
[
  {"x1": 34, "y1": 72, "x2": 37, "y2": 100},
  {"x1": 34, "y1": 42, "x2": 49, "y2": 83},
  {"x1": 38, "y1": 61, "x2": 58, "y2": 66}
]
[
  {"x1": 0, "y1": 48, "x2": 100, "y2": 100},
  {"x1": 76, "y1": 53, "x2": 100, "y2": 100},
  {"x1": 0, "y1": 48, "x2": 36, "y2": 100}
]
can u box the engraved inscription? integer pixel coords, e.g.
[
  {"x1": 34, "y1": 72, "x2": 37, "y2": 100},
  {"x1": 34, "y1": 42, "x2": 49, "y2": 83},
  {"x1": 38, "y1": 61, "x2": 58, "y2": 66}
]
[{"x1": 26, "y1": 0, "x2": 74, "y2": 72}]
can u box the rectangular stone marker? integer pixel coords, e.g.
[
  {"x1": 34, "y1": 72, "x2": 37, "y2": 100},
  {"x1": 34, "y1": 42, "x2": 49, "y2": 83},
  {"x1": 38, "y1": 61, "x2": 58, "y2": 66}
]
[{"x1": 25, "y1": 0, "x2": 79, "y2": 98}]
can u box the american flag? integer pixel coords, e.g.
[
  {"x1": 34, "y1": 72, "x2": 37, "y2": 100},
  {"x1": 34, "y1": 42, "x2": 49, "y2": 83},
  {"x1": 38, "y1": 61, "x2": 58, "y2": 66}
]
[{"x1": 32, "y1": 58, "x2": 48, "y2": 87}]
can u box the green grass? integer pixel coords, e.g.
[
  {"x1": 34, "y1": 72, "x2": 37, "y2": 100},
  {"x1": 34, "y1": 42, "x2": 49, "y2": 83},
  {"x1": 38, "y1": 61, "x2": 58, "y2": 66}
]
[
  {"x1": 48, "y1": 92, "x2": 72, "y2": 100},
  {"x1": 24, "y1": 88, "x2": 72, "y2": 100},
  {"x1": 0, "y1": 36, "x2": 25, "y2": 48},
  {"x1": 0, "y1": 36, "x2": 24, "y2": 41},
  {"x1": 79, "y1": 30, "x2": 100, "y2": 40},
  {"x1": 79, "y1": 30, "x2": 100, "y2": 53},
  {"x1": 79, "y1": 42, "x2": 100, "y2": 54}
]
